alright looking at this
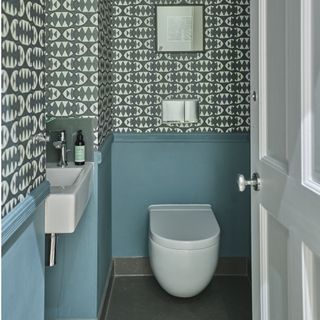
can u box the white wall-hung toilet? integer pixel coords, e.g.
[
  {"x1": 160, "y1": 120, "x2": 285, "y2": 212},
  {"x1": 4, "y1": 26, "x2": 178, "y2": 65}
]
[{"x1": 148, "y1": 204, "x2": 220, "y2": 298}]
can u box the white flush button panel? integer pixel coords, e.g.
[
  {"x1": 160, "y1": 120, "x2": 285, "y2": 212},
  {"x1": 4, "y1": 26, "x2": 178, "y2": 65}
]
[
  {"x1": 162, "y1": 100, "x2": 185, "y2": 123},
  {"x1": 162, "y1": 99, "x2": 198, "y2": 124},
  {"x1": 184, "y1": 100, "x2": 198, "y2": 123}
]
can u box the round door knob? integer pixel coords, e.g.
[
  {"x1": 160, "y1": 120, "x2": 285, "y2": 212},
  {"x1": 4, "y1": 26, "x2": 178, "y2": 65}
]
[
  {"x1": 237, "y1": 174, "x2": 247, "y2": 192},
  {"x1": 237, "y1": 173, "x2": 261, "y2": 192},
  {"x1": 252, "y1": 91, "x2": 257, "y2": 102}
]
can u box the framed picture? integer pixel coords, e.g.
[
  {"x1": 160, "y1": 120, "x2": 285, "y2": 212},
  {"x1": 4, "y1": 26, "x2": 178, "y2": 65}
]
[{"x1": 156, "y1": 5, "x2": 204, "y2": 53}]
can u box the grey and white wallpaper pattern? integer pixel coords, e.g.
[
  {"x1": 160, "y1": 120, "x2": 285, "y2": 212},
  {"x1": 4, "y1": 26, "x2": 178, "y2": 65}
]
[
  {"x1": 45, "y1": 0, "x2": 99, "y2": 118},
  {"x1": 46, "y1": 0, "x2": 113, "y2": 146},
  {"x1": 98, "y1": 0, "x2": 113, "y2": 144},
  {"x1": 111, "y1": 0, "x2": 250, "y2": 133},
  {"x1": 1, "y1": 0, "x2": 46, "y2": 217},
  {"x1": 2, "y1": 0, "x2": 250, "y2": 216},
  {"x1": 45, "y1": 0, "x2": 99, "y2": 144}
]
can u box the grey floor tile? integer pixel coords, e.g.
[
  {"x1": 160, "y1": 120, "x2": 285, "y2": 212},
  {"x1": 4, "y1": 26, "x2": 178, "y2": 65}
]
[{"x1": 106, "y1": 276, "x2": 252, "y2": 320}]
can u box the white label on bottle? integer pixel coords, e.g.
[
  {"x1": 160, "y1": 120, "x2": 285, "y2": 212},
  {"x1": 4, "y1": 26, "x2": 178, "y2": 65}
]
[{"x1": 75, "y1": 146, "x2": 85, "y2": 162}]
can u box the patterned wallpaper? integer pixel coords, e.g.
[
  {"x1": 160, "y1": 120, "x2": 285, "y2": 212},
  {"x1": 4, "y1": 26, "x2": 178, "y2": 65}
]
[
  {"x1": 46, "y1": 0, "x2": 113, "y2": 146},
  {"x1": 1, "y1": 0, "x2": 249, "y2": 216},
  {"x1": 46, "y1": 0, "x2": 99, "y2": 117},
  {"x1": 1, "y1": 0, "x2": 46, "y2": 217},
  {"x1": 98, "y1": 0, "x2": 113, "y2": 144},
  {"x1": 111, "y1": 0, "x2": 250, "y2": 133}
]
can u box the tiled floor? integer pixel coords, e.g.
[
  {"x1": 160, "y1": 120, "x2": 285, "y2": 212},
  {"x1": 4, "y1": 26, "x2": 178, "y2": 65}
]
[{"x1": 106, "y1": 276, "x2": 252, "y2": 320}]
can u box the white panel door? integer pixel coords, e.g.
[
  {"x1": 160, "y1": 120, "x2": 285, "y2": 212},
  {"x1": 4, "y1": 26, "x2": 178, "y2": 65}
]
[{"x1": 249, "y1": 0, "x2": 320, "y2": 319}]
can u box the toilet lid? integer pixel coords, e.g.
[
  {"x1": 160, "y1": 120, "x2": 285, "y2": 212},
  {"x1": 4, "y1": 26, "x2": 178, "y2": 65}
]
[{"x1": 149, "y1": 204, "x2": 220, "y2": 250}]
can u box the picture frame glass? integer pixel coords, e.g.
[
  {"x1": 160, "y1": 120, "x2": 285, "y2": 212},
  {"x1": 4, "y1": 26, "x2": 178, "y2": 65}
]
[{"x1": 156, "y1": 6, "x2": 204, "y2": 52}]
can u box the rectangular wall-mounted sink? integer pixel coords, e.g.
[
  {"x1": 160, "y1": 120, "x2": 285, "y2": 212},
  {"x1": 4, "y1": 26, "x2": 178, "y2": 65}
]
[{"x1": 45, "y1": 163, "x2": 93, "y2": 234}]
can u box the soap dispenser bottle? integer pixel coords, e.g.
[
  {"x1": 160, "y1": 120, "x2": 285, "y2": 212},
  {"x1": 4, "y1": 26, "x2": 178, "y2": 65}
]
[{"x1": 75, "y1": 130, "x2": 85, "y2": 165}]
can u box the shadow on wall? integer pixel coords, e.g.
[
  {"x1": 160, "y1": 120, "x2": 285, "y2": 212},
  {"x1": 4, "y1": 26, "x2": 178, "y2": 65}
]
[{"x1": 46, "y1": 118, "x2": 96, "y2": 164}]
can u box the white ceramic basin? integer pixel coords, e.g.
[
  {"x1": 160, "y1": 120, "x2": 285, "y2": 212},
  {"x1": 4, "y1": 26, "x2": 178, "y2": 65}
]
[{"x1": 45, "y1": 163, "x2": 93, "y2": 234}]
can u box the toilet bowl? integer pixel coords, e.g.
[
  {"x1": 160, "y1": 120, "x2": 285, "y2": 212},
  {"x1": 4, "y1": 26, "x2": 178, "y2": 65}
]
[{"x1": 148, "y1": 204, "x2": 220, "y2": 298}]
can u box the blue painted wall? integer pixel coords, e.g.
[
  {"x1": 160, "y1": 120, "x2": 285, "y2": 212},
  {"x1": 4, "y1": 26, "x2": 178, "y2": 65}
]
[
  {"x1": 45, "y1": 136, "x2": 113, "y2": 320},
  {"x1": 2, "y1": 203, "x2": 45, "y2": 320},
  {"x1": 112, "y1": 134, "x2": 251, "y2": 257},
  {"x1": 45, "y1": 177, "x2": 99, "y2": 319},
  {"x1": 97, "y1": 136, "x2": 113, "y2": 309}
]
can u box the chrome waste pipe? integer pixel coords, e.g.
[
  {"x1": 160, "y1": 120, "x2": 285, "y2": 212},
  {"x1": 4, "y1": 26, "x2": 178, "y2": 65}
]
[{"x1": 48, "y1": 233, "x2": 57, "y2": 267}]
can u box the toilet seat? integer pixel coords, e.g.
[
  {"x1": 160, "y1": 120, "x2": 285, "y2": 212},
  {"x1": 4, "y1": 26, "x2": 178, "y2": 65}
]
[{"x1": 149, "y1": 204, "x2": 220, "y2": 250}]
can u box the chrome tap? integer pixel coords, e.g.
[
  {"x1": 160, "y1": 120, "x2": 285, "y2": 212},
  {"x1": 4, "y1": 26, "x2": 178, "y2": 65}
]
[
  {"x1": 53, "y1": 131, "x2": 68, "y2": 167},
  {"x1": 35, "y1": 133, "x2": 50, "y2": 143}
]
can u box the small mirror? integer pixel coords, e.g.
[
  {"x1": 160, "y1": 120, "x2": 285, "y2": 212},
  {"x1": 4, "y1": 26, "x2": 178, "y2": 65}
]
[{"x1": 156, "y1": 5, "x2": 204, "y2": 52}]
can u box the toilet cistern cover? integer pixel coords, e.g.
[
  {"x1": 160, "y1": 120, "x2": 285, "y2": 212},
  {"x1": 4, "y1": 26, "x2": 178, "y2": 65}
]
[{"x1": 149, "y1": 204, "x2": 220, "y2": 250}]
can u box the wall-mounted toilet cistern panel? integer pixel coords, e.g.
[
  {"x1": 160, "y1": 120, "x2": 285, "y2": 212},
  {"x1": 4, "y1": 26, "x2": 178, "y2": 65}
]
[{"x1": 148, "y1": 204, "x2": 220, "y2": 298}]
